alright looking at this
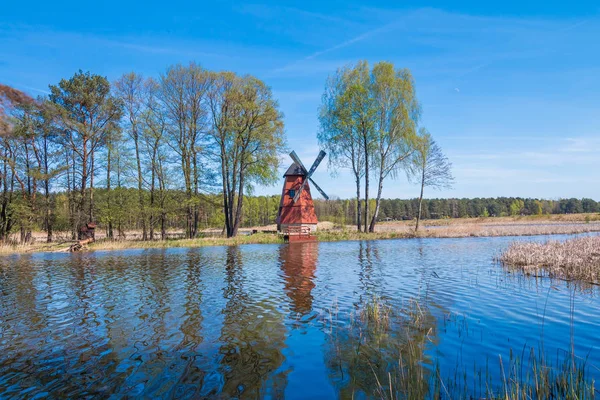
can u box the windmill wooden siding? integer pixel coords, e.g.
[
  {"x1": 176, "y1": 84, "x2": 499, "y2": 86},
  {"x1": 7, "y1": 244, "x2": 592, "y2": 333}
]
[{"x1": 277, "y1": 162, "x2": 318, "y2": 234}]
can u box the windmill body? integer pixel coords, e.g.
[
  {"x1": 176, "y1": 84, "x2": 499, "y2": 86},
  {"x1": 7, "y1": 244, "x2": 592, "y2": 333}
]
[{"x1": 277, "y1": 151, "x2": 328, "y2": 241}]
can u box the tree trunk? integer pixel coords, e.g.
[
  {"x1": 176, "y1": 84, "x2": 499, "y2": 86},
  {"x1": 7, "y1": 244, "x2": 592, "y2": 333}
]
[
  {"x1": 133, "y1": 132, "x2": 147, "y2": 241},
  {"x1": 192, "y1": 153, "x2": 200, "y2": 239},
  {"x1": 149, "y1": 164, "x2": 155, "y2": 240},
  {"x1": 355, "y1": 174, "x2": 362, "y2": 232},
  {"x1": 106, "y1": 143, "x2": 113, "y2": 240},
  {"x1": 369, "y1": 171, "x2": 385, "y2": 232},
  {"x1": 89, "y1": 150, "x2": 94, "y2": 223},
  {"x1": 232, "y1": 171, "x2": 245, "y2": 237},
  {"x1": 43, "y1": 136, "x2": 53, "y2": 243},
  {"x1": 363, "y1": 131, "x2": 370, "y2": 233},
  {"x1": 221, "y1": 152, "x2": 231, "y2": 238},
  {"x1": 416, "y1": 170, "x2": 425, "y2": 232},
  {"x1": 77, "y1": 140, "x2": 88, "y2": 240},
  {"x1": 45, "y1": 184, "x2": 52, "y2": 243}
]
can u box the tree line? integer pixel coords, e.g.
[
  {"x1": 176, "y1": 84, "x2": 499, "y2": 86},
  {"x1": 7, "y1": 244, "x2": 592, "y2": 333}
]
[
  {"x1": 313, "y1": 197, "x2": 600, "y2": 224},
  {"x1": 0, "y1": 64, "x2": 285, "y2": 243}
]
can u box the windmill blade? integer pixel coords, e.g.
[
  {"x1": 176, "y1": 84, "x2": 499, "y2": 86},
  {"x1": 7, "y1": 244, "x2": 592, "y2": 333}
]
[
  {"x1": 293, "y1": 150, "x2": 327, "y2": 203},
  {"x1": 304, "y1": 150, "x2": 326, "y2": 180},
  {"x1": 309, "y1": 177, "x2": 329, "y2": 200},
  {"x1": 289, "y1": 151, "x2": 308, "y2": 174}
]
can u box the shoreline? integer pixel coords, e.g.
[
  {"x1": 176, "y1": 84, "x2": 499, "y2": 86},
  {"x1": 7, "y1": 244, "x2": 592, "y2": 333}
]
[{"x1": 2, "y1": 219, "x2": 600, "y2": 255}]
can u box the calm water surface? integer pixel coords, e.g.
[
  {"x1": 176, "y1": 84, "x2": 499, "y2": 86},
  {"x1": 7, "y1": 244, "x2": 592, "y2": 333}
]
[{"x1": 0, "y1": 234, "x2": 598, "y2": 398}]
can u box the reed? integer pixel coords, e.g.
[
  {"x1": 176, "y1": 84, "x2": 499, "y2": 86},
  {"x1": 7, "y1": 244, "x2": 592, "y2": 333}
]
[
  {"x1": 499, "y1": 236, "x2": 600, "y2": 284},
  {"x1": 326, "y1": 296, "x2": 596, "y2": 399}
]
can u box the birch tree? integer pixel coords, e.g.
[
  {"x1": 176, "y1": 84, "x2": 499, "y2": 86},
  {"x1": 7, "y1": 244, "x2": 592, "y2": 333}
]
[
  {"x1": 318, "y1": 67, "x2": 365, "y2": 231},
  {"x1": 408, "y1": 129, "x2": 453, "y2": 231},
  {"x1": 368, "y1": 62, "x2": 420, "y2": 232},
  {"x1": 319, "y1": 61, "x2": 419, "y2": 233}
]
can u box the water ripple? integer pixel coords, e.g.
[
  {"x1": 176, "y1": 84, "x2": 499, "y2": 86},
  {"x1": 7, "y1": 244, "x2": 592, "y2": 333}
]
[{"x1": 0, "y1": 234, "x2": 599, "y2": 398}]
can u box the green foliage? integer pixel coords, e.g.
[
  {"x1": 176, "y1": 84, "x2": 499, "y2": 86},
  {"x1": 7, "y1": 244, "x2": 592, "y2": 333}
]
[
  {"x1": 509, "y1": 199, "x2": 525, "y2": 216},
  {"x1": 318, "y1": 60, "x2": 422, "y2": 232}
]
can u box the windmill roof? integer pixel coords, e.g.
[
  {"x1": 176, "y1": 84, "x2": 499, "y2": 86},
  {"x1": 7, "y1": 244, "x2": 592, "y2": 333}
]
[{"x1": 283, "y1": 162, "x2": 305, "y2": 177}]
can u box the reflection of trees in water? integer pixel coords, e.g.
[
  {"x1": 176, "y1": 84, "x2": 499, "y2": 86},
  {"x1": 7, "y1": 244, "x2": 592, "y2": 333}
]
[
  {"x1": 0, "y1": 254, "x2": 132, "y2": 397},
  {"x1": 113, "y1": 249, "x2": 209, "y2": 398},
  {"x1": 0, "y1": 256, "x2": 49, "y2": 395},
  {"x1": 218, "y1": 246, "x2": 288, "y2": 398},
  {"x1": 0, "y1": 250, "x2": 212, "y2": 398},
  {"x1": 171, "y1": 248, "x2": 208, "y2": 397},
  {"x1": 324, "y1": 241, "x2": 441, "y2": 399},
  {"x1": 279, "y1": 242, "x2": 318, "y2": 318}
]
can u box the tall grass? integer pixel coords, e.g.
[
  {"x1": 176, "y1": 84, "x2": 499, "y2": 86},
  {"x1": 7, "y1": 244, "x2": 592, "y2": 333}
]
[{"x1": 500, "y1": 236, "x2": 600, "y2": 284}]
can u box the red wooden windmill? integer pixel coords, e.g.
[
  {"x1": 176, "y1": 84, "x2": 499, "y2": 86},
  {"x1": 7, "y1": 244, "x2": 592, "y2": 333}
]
[{"x1": 277, "y1": 150, "x2": 329, "y2": 241}]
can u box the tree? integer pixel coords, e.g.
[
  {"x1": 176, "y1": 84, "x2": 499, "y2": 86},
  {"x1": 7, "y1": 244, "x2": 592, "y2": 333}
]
[
  {"x1": 408, "y1": 129, "x2": 453, "y2": 231},
  {"x1": 0, "y1": 84, "x2": 35, "y2": 242},
  {"x1": 208, "y1": 72, "x2": 285, "y2": 237},
  {"x1": 319, "y1": 61, "x2": 420, "y2": 233},
  {"x1": 509, "y1": 199, "x2": 525, "y2": 216},
  {"x1": 159, "y1": 63, "x2": 210, "y2": 238},
  {"x1": 0, "y1": 84, "x2": 34, "y2": 136},
  {"x1": 368, "y1": 62, "x2": 420, "y2": 232},
  {"x1": 49, "y1": 71, "x2": 123, "y2": 239},
  {"x1": 34, "y1": 101, "x2": 63, "y2": 242},
  {"x1": 114, "y1": 72, "x2": 148, "y2": 240},
  {"x1": 343, "y1": 62, "x2": 376, "y2": 232},
  {"x1": 318, "y1": 66, "x2": 366, "y2": 231},
  {"x1": 141, "y1": 78, "x2": 170, "y2": 240}
]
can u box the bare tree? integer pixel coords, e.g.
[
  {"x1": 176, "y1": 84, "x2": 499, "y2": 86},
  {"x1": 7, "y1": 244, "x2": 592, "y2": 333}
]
[
  {"x1": 114, "y1": 72, "x2": 148, "y2": 240},
  {"x1": 159, "y1": 63, "x2": 210, "y2": 238},
  {"x1": 408, "y1": 129, "x2": 454, "y2": 231},
  {"x1": 141, "y1": 78, "x2": 170, "y2": 240}
]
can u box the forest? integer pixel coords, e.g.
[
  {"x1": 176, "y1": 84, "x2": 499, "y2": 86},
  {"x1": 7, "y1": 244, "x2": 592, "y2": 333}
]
[{"x1": 0, "y1": 64, "x2": 285, "y2": 243}]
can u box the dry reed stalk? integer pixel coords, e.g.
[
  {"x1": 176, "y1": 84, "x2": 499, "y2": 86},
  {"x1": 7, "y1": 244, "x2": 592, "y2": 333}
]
[{"x1": 499, "y1": 236, "x2": 600, "y2": 283}]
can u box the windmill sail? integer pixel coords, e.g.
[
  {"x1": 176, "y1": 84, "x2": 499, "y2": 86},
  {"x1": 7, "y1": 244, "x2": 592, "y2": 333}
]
[
  {"x1": 293, "y1": 150, "x2": 326, "y2": 203},
  {"x1": 309, "y1": 178, "x2": 329, "y2": 200},
  {"x1": 289, "y1": 151, "x2": 308, "y2": 174}
]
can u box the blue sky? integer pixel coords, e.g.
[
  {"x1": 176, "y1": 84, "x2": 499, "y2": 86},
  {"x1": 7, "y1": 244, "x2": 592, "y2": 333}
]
[{"x1": 2, "y1": 1, "x2": 599, "y2": 200}]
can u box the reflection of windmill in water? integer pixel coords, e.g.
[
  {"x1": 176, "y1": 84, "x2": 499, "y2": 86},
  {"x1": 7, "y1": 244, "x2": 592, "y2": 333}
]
[
  {"x1": 277, "y1": 151, "x2": 328, "y2": 242},
  {"x1": 279, "y1": 241, "x2": 319, "y2": 317}
]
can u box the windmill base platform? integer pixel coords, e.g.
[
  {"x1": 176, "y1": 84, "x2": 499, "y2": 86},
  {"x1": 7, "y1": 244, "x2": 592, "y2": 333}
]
[
  {"x1": 284, "y1": 234, "x2": 317, "y2": 243},
  {"x1": 279, "y1": 224, "x2": 317, "y2": 243}
]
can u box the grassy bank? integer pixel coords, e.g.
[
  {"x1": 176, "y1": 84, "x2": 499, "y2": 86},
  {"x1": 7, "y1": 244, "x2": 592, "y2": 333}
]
[
  {"x1": 499, "y1": 236, "x2": 600, "y2": 284},
  {"x1": 2, "y1": 214, "x2": 600, "y2": 255},
  {"x1": 0, "y1": 233, "x2": 287, "y2": 255}
]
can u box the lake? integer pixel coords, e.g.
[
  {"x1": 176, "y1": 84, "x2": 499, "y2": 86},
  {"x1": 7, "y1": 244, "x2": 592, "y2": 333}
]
[{"x1": 1, "y1": 234, "x2": 598, "y2": 398}]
